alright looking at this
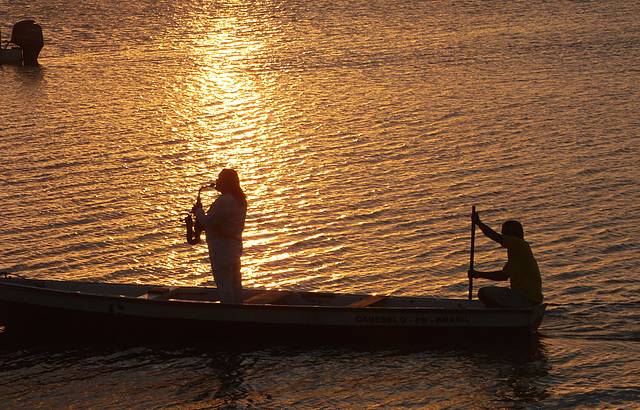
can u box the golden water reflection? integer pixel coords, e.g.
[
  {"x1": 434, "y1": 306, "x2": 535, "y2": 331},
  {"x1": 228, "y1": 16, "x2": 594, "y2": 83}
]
[
  {"x1": 2, "y1": 0, "x2": 640, "y2": 407},
  {"x1": 173, "y1": 10, "x2": 306, "y2": 289},
  {"x1": 3, "y1": 0, "x2": 637, "y2": 305}
]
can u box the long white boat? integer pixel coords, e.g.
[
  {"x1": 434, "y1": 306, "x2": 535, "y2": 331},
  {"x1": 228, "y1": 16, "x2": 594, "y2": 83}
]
[{"x1": 0, "y1": 276, "x2": 546, "y2": 343}]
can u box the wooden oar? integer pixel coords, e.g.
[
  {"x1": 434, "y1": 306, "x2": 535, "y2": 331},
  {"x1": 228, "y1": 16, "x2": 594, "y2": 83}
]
[{"x1": 468, "y1": 205, "x2": 476, "y2": 300}]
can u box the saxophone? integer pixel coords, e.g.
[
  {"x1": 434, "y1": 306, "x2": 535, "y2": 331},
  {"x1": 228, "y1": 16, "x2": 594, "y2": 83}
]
[{"x1": 184, "y1": 182, "x2": 216, "y2": 245}]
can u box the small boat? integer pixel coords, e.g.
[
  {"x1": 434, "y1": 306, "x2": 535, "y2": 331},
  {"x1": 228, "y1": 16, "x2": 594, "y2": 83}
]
[
  {"x1": 0, "y1": 276, "x2": 546, "y2": 344},
  {"x1": 0, "y1": 29, "x2": 22, "y2": 65},
  {"x1": 0, "y1": 45, "x2": 22, "y2": 65},
  {"x1": 0, "y1": 20, "x2": 44, "y2": 66}
]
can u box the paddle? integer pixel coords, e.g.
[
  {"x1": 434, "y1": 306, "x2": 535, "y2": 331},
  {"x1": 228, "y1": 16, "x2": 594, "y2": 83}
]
[{"x1": 468, "y1": 205, "x2": 476, "y2": 300}]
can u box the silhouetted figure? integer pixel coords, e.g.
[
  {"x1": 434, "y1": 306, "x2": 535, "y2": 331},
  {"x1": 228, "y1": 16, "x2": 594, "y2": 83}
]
[
  {"x1": 10, "y1": 20, "x2": 44, "y2": 66},
  {"x1": 468, "y1": 210, "x2": 543, "y2": 307},
  {"x1": 194, "y1": 169, "x2": 247, "y2": 304}
]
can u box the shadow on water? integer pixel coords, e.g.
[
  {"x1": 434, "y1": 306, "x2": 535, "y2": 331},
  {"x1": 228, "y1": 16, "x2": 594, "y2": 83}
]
[
  {"x1": 0, "y1": 325, "x2": 550, "y2": 408},
  {"x1": 0, "y1": 325, "x2": 546, "y2": 353},
  {"x1": 0, "y1": 63, "x2": 44, "y2": 86}
]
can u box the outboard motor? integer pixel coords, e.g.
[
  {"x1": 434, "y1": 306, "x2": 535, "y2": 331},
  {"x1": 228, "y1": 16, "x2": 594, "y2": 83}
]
[{"x1": 10, "y1": 20, "x2": 43, "y2": 66}]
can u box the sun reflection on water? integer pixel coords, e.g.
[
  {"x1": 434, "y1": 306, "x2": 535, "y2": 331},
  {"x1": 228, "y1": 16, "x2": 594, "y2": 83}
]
[
  {"x1": 173, "y1": 12, "x2": 307, "y2": 288},
  {"x1": 2, "y1": 0, "x2": 640, "y2": 407}
]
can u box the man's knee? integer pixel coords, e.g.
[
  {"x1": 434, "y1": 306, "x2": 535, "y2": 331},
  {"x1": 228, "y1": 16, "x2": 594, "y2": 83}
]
[
  {"x1": 478, "y1": 286, "x2": 533, "y2": 308},
  {"x1": 478, "y1": 286, "x2": 506, "y2": 308}
]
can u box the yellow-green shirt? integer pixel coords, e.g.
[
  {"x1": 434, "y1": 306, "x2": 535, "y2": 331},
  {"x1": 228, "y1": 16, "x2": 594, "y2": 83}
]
[{"x1": 502, "y1": 235, "x2": 543, "y2": 304}]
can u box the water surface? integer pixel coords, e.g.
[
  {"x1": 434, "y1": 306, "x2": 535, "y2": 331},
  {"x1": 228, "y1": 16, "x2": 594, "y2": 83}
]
[{"x1": 1, "y1": 0, "x2": 639, "y2": 407}]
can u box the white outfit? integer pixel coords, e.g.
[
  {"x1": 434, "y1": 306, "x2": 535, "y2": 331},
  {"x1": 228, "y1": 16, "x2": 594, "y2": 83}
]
[{"x1": 195, "y1": 194, "x2": 246, "y2": 304}]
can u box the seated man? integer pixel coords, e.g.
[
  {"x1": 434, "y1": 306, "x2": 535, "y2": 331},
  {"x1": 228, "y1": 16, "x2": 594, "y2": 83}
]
[{"x1": 468, "y1": 210, "x2": 543, "y2": 308}]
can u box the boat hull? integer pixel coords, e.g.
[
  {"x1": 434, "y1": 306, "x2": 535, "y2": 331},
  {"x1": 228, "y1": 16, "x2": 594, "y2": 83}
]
[
  {"x1": 0, "y1": 278, "x2": 545, "y2": 344},
  {"x1": 0, "y1": 48, "x2": 22, "y2": 65}
]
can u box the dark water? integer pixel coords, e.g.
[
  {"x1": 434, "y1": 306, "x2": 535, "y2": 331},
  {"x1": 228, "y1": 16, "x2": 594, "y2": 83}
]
[
  {"x1": 0, "y1": 340, "x2": 551, "y2": 409},
  {"x1": 1, "y1": 0, "x2": 639, "y2": 407}
]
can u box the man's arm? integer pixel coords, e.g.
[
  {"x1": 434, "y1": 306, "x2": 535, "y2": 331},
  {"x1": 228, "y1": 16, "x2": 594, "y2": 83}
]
[
  {"x1": 194, "y1": 197, "x2": 228, "y2": 233},
  {"x1": 194, "y1": 201, "x2": 221, "y2": 228},
  {"x1": 194, "y1": 203, "x2": 209, "y2": 225},
  {"x1": 472, "y1": 211, "x2": 503, "y2": 246},
  {"x1": 468, "y1": 269, "x2": 509, "y2": 281}
]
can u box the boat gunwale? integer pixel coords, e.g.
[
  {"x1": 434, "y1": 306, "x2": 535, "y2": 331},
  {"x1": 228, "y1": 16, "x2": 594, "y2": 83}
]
[{"x1": 0, "y1": 278, "x2": 544, "y2": 314}]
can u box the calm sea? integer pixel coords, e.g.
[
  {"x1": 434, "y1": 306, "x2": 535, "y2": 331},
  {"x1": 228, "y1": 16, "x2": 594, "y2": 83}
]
[{"x1": 1, "y1": 0, "x2": 639, "y2": 408}]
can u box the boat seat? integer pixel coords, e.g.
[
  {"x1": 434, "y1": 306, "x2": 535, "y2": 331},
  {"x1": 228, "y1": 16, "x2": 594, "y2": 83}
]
[
  {"x1": 244, "y1": 290, "x2": 289, "y2": 305},
  {"x1": 138, "y1": 287, "x2": 179, "y2": 300},
  {"x1": 349, "y1": 294, "x2": 387, "y2": 308}
]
